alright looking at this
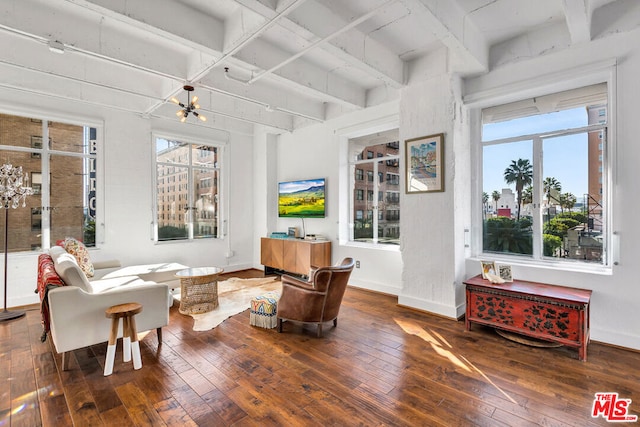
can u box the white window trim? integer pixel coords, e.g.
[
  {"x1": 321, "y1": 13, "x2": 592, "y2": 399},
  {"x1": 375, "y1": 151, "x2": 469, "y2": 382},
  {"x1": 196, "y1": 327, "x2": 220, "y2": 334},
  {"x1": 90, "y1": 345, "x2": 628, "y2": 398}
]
[
  {"x1": 466, "y1": 61, "x2": 617, "y2": 274},
  {"x1": 348, "y1": 155, "x2": 400, "y2": 245},
  {"x1": 151, "y1": 132, "x2": 226, "y2": 243},
  {"x1": 0, "y1": 116, "x2": 104, "y2": 250}
]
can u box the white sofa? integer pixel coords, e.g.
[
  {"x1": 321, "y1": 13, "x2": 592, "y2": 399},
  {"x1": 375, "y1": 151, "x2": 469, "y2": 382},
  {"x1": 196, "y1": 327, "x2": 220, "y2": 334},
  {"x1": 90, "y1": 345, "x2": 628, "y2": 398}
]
[{"x1": 42, "y1": 246, "x2": 188, "y2": 370}]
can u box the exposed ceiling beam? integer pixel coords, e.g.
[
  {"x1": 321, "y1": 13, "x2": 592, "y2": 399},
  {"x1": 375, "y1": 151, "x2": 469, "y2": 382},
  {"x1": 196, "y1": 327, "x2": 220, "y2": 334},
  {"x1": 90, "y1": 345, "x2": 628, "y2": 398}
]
[
  {"x1": 66, "y1": 0, "x2": 225, "y2": 54},
  {"x1": 404, "y1": 0, "x2": 488, "y2": 74},
  {"x1": 236, "y1": 0, "x2": 405, "y2": 89},
  {"x1": 562, "y1": 0, "x2": 592, "y2": 44},
  {"x1": 56, "y1": 0, "x2": 361, "y2": 115},
  {"x1": 232, "y1": 38, "x2": 366, "y2": 108},
  {"x1": 199, "y1": 74, "x2": 325, "y2": 122},
  {"x1": 188, "y1": 0, "x2": 308, "y2": 83}
]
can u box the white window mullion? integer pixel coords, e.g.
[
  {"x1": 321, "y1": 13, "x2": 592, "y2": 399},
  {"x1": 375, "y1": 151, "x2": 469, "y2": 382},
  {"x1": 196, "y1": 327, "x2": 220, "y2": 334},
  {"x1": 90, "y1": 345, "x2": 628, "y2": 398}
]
[
  {"x1": 41, "y1": 120, "x2": 51, "y2": 249},
  {"x1": 532, "y1": 136, "x2": 543, "y2": 259},
  {"x1": 187, "y1": 148, "x2": 194, "y2": 240},
  {"x1": 372, "y1": 161, "x2": 379, "y2": 244}
]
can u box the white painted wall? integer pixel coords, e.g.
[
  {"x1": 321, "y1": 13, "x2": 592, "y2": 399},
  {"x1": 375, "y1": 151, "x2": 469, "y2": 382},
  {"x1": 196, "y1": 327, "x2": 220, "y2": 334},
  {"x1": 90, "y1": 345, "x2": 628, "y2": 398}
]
[
  {"x1": 397, "y1": 72, "x2": 468, "y2": 319},
  {"x1": 0, "y1": 89, "x2": 256, "y2": 307},
  {"x1": 256, "y1": 103, "x2": 404, "y2": 295}
]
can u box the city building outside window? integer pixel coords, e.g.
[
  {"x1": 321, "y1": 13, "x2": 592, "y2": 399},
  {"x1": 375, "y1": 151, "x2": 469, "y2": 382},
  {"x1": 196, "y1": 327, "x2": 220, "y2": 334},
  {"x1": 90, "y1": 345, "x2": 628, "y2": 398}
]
[
  {"x1": 154, "y1": 137, "x2": 221, "y2": 241},
  {"x1": 349, "y1": 130, "x2": 400, "y2": 245},
  {"x1": 0, "y1": 113, "x2": 97, "y2": 252},
  {"x1": 480, "y1": 83, "x2": 609, "y2": 266}
]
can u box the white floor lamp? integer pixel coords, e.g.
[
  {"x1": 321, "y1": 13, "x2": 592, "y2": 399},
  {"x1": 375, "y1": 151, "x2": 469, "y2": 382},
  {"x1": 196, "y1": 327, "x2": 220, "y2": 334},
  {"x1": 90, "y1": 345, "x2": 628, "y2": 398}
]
[{"x1": 0, "y1": 163, "x2": 33, "y2": 322}]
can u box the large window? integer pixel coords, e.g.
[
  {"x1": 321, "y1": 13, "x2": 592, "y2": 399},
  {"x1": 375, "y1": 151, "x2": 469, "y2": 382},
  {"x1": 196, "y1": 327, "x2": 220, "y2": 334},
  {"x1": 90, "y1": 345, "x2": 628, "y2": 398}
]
[
  {"x1": 481, "y1": 83, "x2": 609, "y2": 266},
  {"x1": 349, "y1": 129, "x2": 400, "y2": 245},
  {"x1": 154, "y1": 137, "x2": 221, "y2": 241},
  {"x1": 0, "y1": 114, "x2": 98, "y2": 252}
]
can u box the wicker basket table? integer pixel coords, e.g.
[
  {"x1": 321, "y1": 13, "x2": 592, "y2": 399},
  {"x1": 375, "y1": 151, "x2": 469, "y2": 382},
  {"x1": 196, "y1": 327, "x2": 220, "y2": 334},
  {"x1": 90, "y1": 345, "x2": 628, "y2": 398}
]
[{"x1": 175, "y1": 267, "x2": 224, "y2": 315}]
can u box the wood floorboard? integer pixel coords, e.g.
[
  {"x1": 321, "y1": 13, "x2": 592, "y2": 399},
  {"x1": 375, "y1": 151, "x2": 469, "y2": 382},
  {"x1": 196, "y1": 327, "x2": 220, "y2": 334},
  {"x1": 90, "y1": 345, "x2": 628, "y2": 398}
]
[{"x1": 1, "y1": 269, "x2": 639, "y2": 426}]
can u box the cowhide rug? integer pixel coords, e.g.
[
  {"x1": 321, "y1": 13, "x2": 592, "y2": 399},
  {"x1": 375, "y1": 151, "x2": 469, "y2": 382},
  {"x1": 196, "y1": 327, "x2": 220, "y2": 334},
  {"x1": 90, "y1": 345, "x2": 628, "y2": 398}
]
[{"x1": 174, "y1": 276, "x2": 281, "y2": 331}]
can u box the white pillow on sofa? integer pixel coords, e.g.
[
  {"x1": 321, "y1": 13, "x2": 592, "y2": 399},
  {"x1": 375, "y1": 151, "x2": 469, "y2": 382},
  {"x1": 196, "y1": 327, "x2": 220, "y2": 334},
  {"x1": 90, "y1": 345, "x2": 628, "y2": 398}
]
[{"x1": 51, "y1": 249, "x2": 94, "y2": 294}]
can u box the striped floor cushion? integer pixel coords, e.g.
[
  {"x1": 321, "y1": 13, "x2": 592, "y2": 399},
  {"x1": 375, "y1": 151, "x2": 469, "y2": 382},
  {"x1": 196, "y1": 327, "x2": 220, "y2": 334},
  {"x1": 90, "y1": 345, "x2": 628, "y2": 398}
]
[{"x1": 249, "y1": 291, "x2": 280, "y2": 329}]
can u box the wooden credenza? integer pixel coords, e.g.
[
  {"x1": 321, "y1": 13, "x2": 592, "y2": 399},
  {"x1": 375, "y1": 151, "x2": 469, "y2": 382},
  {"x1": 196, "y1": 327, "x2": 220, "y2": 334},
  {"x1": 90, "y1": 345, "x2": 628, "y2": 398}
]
[
  {"x1": 260, "y1": 237, "x2": 331, "y2": 276},
  {"x1": 463, "y1": 274, "x2": 592, "y2": 361}
]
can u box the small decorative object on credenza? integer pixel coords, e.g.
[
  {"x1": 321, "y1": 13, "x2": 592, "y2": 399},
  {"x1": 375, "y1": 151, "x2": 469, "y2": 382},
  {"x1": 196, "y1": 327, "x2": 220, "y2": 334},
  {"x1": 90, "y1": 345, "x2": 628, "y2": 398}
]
[
  {"x1": 0, "y1": 163, "x2": 34, "y2": 322},
  {"x1": 497, "y1": 264, "x2": 513, "y2": 282},
  {"x1": 480, "y1": 260, "x2": 505, "y2": 284}
]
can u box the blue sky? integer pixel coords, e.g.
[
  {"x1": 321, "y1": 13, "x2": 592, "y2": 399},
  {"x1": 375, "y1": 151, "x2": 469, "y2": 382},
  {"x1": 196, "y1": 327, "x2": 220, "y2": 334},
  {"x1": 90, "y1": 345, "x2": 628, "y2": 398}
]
[
  {"x1": 279, "y1": 178, "x2": 325, "y2": 194},
  {"x1": 482, "y1": 107, "x2": 589, "y2": 201}
]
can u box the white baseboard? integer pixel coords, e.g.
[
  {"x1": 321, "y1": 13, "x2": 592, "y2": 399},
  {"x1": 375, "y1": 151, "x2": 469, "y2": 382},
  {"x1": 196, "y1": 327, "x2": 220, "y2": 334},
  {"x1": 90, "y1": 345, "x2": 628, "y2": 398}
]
[
  {"x1": 347, "y1": 279, "x2": 402, "y2": 296},
  {"x1": 397, "y1": 294, "x2": 462, "y2": 320}
]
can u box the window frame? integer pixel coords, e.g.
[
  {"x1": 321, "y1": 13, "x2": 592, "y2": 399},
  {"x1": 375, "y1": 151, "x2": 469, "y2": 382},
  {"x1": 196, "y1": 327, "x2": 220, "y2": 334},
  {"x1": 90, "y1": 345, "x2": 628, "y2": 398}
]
[
  {"x1": 152, "y1": 133, "x2": 224, "y2": 243},
  {"x1": 348, "y1": 139, "x2": 401, "y2": 247},
  {"x1": 0, "y1": 113, "x2": 102, "y2": 252},
  {"x1": 468, "y1": 69, "x2": 616, "y2": 273}
]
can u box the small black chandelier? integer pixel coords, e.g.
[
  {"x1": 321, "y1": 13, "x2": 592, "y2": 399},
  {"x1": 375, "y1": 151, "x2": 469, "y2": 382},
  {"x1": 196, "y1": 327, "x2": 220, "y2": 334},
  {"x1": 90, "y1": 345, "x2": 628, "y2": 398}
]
[{"x1": 171, "y1": 85, "x2": 207, "y2": 122}]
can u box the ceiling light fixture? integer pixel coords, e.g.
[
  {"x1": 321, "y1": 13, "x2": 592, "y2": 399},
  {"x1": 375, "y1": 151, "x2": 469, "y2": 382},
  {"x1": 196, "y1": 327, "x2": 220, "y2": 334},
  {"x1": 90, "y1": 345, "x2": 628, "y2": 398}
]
[{"x1": 170, "y1": 85, "x2": 206, "y2": 123}]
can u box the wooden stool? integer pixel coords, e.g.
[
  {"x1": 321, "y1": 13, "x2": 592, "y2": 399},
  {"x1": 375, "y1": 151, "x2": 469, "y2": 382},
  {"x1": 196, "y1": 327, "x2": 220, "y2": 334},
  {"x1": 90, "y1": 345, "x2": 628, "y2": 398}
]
[{"x1": 104, "y1": 302, "x2": 143, "y2": 376}]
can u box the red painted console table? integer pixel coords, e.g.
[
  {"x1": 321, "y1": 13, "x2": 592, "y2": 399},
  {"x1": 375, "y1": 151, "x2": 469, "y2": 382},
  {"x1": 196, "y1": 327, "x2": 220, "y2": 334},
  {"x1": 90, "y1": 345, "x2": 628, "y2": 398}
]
[{"x1": 463, "y1": 274, "x2": 592, "y2": 361}]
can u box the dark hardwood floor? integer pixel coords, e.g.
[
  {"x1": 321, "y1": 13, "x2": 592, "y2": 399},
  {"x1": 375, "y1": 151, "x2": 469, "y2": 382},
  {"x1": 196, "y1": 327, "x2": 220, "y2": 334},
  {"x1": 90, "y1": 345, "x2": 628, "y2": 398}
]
[{"x1": 1, "y1": 269, "x2": 639, "y2": 426}]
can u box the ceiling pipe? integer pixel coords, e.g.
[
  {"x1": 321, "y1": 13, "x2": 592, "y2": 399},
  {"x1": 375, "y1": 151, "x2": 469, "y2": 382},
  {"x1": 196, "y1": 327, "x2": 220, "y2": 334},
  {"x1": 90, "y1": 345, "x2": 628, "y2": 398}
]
[
  {"x1": 247, "y1": 0, "x2": 396, "y2": 85},
  {"x1": 201, "y1": 74, "x2": 323, "y2": 123},
  {"x1": 188, "y1": 0, "x2": 308, "y2": 83},
  {"x1": 0, "y1": 8, "x2": 318, "y2": 125}
]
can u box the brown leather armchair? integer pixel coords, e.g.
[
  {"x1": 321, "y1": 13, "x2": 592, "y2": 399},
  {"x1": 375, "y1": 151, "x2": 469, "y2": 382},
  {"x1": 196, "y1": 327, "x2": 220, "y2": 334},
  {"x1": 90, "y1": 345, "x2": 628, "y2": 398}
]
[{"x1": 277, "y1": 257, "x2": 354, "y2": 337}]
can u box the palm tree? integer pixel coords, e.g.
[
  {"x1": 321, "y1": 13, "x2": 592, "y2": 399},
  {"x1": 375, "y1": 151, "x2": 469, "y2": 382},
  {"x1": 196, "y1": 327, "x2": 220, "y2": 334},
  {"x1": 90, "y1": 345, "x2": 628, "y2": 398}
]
[
  {"x1": 543, "y1": 177, "x2": 562, "y2": 224},
  {"x1": 543, "y1": 177, "x2": 562, "y2": 204},
  {"x1": 504, "y1": 159, "x2": 533, "y2": 221},
  {"x1": 491, "y1": 190, "x2": 501, "y2": 214},
  {"x1": 559, "y1": 192, "x2": 577, "y2": 213},
  {"x1": 522, "y1": 185, "x2": 533, "y2": 205}
]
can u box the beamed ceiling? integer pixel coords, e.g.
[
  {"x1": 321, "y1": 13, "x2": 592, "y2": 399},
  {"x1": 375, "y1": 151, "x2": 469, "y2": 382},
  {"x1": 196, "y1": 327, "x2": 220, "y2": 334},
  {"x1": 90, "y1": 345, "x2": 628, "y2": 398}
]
[{"x1": 0, "y1": 0, "x2": 637, "y2": 133}]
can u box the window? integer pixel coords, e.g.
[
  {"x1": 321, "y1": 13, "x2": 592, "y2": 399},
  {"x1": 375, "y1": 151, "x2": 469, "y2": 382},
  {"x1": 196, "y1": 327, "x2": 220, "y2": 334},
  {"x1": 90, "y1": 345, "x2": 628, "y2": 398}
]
[
  {"x1": 481, "y1": 83, "x2": 609, "y2": 266},
  {"x1": 154, "y1": 138, "x2": 221, "y2": 241},
  {"x1": 0, "y1": 114, "x2": 98, "y2": 253},
  {"x1": 349, "y1": 129, "x2": 400, "y2": 245}
]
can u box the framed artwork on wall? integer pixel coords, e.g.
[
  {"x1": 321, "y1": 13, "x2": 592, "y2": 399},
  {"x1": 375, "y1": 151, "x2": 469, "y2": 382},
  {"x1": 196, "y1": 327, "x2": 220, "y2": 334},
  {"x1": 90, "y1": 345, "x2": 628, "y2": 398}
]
[{"x1": 405, "y1": 133, "x2": 444, "y2": 194}]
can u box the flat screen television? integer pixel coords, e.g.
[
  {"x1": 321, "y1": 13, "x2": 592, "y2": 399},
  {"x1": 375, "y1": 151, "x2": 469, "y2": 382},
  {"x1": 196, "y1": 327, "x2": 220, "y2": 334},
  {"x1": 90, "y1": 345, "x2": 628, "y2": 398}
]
[{"x1": 278, "y1": 178, "x2": 326, "y2": 218}]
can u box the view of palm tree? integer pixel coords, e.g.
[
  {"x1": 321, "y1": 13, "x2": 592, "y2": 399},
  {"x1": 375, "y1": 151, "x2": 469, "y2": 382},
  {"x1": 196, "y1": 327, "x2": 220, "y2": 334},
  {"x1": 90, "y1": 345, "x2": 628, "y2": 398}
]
[
  {"x1": 503, "y1": 159, "x2": 532, "y2": 221},
  {"x1": 491, "y1": 190, "x2": 500, "y2": 213},
  {"x1": 482, "y1": 101, "x2": 606, "y2": 265},
  {"x1": 484, "y1": 157, "x2": 601, "y2": 262}
]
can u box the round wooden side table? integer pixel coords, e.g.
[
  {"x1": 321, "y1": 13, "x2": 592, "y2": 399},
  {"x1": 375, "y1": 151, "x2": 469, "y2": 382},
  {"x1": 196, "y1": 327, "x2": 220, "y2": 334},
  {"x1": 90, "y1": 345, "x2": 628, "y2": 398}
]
[{"x1": 175, "y1": 267, "x2": 224, "y2": 315}]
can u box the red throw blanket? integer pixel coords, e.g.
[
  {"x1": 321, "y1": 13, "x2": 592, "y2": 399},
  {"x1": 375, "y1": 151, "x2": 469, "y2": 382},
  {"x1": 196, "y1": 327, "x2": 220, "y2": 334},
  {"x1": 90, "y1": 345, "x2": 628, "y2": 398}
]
[{"x1": 36, "y1": 254, "x2": 66, "y2": 342}]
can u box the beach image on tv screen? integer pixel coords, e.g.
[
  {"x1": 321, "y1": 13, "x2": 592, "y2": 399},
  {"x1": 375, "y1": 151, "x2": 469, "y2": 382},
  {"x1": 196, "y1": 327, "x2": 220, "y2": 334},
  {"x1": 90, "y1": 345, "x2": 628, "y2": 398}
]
[{"x1": 278, "y1": 179, "x2": 325, "y2": 218}]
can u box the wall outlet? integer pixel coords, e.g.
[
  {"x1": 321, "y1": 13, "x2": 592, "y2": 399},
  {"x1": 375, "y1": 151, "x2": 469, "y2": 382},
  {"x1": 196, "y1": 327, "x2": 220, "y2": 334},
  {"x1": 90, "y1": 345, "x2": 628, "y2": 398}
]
[{"x1": 355, "y1": 260, "x2": 360, "y2": 268}]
